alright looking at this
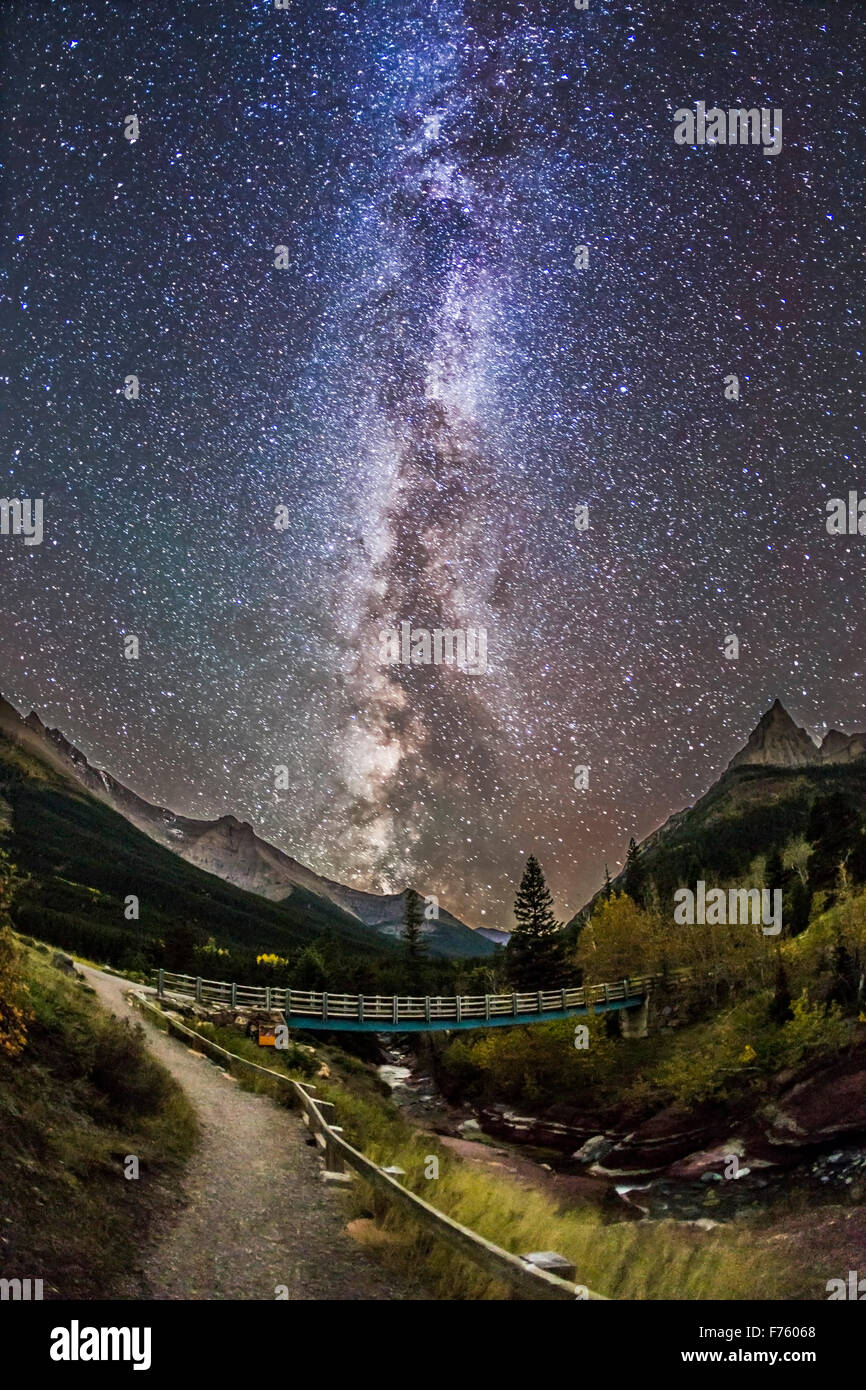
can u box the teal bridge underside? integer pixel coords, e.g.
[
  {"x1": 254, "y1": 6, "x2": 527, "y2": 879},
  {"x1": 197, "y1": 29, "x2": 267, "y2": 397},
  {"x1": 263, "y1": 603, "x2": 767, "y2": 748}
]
[
  {"x1": 154, "y1": 970, "x2": 655, "y2": 1034},
  {"x1": 284, "y1": 996, "x2": 643, "y2": 1033}
]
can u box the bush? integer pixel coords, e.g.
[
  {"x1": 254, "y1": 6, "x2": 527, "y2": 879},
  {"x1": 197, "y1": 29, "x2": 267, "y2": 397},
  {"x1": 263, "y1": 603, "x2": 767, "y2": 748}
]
[{"x1": 88, "y1": 1016, "x2": 173, "y2": 1116}]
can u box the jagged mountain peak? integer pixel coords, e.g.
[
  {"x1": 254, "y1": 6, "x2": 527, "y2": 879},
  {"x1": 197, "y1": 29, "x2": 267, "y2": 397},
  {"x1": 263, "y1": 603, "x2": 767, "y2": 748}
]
[{"x1": 727, "y1": 699, "x2": 819, "y2": 771}]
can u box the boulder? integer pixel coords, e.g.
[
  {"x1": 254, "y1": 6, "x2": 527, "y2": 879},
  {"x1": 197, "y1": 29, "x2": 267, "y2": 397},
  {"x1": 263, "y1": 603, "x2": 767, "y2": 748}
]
[
  {"x1": 572, "y1": 1135, "x2": 614, "y2": 1165},
  {"x1": 668, "y1": 1140, "x2": 745, "y2": 1181},
  {"x1": 764, "y1": 1056, "x2": 866, "y2": 1146},
  {"x1": 52, "y1": 952, "x2": 78, "y2": 976},
  {"x1": 593, "y1": 1104, "x2": 721, "y2": 1176}
]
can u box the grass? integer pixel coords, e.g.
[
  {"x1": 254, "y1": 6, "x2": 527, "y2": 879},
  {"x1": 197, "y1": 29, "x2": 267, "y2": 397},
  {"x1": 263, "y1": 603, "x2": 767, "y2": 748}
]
[
  {"x1": 0, "y1": 938, "x2": 197, "y2": 1298},
  {"x1": 179, "y1": 1010, "x2": 798, "y2": 1300}
]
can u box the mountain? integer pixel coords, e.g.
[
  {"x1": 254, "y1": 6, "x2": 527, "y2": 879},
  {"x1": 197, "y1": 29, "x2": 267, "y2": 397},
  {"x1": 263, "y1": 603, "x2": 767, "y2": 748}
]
[
  {"x1": 726, "y1": 699, "x2": 866, "y2": 771},
  {"x1": 567, "y1": 700, "x2": 866, "y2": 927},
  {"x1": 0, "y1": 693, "x2": 494, "y2": 959},
  {"x1": 0, "y1": 706, "x2": 396, "y2": 976},
  {"x1": 726, "y1": 698, "x2": 820, "y2": 770}
]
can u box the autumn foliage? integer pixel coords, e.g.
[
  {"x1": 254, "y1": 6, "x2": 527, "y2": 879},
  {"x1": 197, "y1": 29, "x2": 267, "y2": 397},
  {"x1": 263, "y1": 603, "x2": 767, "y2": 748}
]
[{"x1": 0, "y1": 853, "x2": 30, "y2": 1058}]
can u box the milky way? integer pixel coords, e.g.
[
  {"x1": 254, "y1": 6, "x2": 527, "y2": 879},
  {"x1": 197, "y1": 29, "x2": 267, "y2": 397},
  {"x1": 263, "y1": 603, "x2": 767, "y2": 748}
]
[{"x1": 1, "y1": 1, "x2": 865, "y2": 928}]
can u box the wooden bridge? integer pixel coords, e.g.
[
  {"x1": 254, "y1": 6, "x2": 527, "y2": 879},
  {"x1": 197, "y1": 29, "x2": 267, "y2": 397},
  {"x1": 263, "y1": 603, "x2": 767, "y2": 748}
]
[{"x1": 155, "y1": 970, "x2": 654, "y2": 1033}]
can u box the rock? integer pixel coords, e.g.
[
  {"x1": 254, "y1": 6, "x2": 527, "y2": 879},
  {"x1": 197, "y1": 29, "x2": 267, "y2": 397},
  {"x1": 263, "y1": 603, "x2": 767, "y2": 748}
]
[
  {"x1": 668, "y1": 1140, "x2": 745, "y2": 1181},
  {"x1": 458, "y1": 1118, "x2": 481, "y2": 1134},
  {"x1": 594, "y1": 1105, "x2": 720, "y2": 1177},
  {"x1": 52, "y1": 952, "x2": 78, "y2": 976},
  {"x1": 572, "y1": 1135, "x2": 614, "y2": 1165},
  {"x1": 764, "y1": 1057, "x2": 866, "y2": 1147}
]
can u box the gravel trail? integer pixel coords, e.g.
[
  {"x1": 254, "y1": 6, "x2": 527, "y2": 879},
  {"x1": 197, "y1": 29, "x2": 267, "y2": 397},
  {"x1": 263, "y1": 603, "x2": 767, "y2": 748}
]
[{"x1": 82, "y1": 966, "x2": 421, "y2": 1301}]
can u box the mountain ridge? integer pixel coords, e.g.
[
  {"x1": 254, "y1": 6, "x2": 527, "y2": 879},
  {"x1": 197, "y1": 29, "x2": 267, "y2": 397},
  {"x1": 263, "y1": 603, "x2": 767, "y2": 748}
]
[
  {"x1": 0, "y1": 692, "x2": 495, "y2": 959},
  {"x1": 567, "y1": 699, "x2": 866, "y2": 928}
]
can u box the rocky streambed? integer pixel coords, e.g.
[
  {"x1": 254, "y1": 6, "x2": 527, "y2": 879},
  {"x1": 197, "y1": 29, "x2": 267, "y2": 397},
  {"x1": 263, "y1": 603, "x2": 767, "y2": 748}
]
[{"x1": 376, "y1": 1040, "x2": 866, "y2": 1226}]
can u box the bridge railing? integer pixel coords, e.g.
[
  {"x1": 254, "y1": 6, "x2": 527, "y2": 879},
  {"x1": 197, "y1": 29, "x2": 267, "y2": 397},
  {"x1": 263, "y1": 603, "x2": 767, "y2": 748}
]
[
  {"x1": 153, "y1": 969, "x2": 655, "y2": 1021},
  {"x1": 131, "y1": 990, "x2": 605, "y2": 1299}
]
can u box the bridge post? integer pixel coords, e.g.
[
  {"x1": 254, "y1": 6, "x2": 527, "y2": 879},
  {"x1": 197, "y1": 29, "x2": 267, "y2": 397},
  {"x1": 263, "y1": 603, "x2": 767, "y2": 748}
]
[
  {"x1": 619, "y1": 992, "x2": 650, "y2": 1039},
  {"x1": 392, "y1": 996, "x2": 399, "y2": 1025},
  {"x1": 536, "y1": 990, "x2": 543, "y2": 1014},
  {"x1": 512, "y1": 993, "x2": 518, "y2": 1017},
  {"x1": 455, "y1": 996, "x2": 462, "y2": 1022},
  {"x1": 560, "y1": 988, "x2": 566, "y2": 1011},
  {"x1": 358, "y1": 995, "x2": 364, "y2": 1023},
  {"x1": 484, "y1": 995, "x2": 490, "y2": 1021},
  {"x1": 231, "y1": 982, "x2": 237, "y2": 1007},
  {"x1": 265, "y1": 987, "x2": 271, "y2": 1010},
  {"x1": 322, "y1": 992, "x2": 328, "y2": 1023},
  {"x1": 425, "y1": 997, "x2": 431, "y2": 1023}
]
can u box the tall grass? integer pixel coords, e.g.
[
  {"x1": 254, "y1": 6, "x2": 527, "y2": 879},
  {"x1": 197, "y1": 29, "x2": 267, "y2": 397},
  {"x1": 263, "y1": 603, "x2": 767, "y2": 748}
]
[{"x1": 1, "y1": 940, "x2": 197, "y2": 1297}]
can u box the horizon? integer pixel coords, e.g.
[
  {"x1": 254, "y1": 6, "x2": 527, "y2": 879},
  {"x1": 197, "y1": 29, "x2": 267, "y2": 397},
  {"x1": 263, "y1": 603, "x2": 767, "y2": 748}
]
[
  {"x1": 2, "y1": 0, "x2": 864, "y2": 927},
  {"x1": 0, "y1": 684, "x2": 855, "y2": 933}
]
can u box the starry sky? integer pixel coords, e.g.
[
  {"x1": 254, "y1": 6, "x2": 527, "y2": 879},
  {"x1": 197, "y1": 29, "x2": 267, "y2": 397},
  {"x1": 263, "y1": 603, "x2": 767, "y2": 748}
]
[{"x1": 1, "y1": 0, "x2": 865, "y2": 931}]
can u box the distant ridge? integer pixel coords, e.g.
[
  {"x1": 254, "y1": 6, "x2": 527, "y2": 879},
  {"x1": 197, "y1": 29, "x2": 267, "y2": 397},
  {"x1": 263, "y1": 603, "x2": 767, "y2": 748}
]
[
  {"x1": 0, "y1": 692, "x2": 495, "y2": 959},
  {"x1": 566, "y1": 699, "x2": 866, "y2": 929}
]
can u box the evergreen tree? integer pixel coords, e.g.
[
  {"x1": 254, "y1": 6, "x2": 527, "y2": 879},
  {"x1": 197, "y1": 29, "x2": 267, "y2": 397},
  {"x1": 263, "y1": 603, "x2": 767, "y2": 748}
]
[
  {"x1": 603, "y1": 864, "x2": 613, "y2": 900},
  {"x1": 622, "y1": 837, "x2": 645, "y2": 905},
  {"x1": 807, "y1": 792, "x2": 861, "y2": 893},
  {"x1": 765, "y1": 848, "x2": 785, "y2": 896},
  {"x1": 787, "y1": 876, "x2": 812, "y2": 938},
  {"x1": 769, "y1": 953, "x2": 792, "y2": 1025},
  {"x1": 505, "y1": 855, "x2": 566, "y2": 989},
  {"x1": 293, "y1": 944, "x2": 328, "y2": 991},
  {"x1": 402, "y1": 888, "x2": 427, "y2": 990}
]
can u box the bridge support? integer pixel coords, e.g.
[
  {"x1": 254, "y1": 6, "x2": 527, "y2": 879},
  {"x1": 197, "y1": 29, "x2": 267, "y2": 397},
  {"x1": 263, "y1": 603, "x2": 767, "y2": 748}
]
[{"x1": 619, "y1": 993, "x2": 649, "y2": 1039}]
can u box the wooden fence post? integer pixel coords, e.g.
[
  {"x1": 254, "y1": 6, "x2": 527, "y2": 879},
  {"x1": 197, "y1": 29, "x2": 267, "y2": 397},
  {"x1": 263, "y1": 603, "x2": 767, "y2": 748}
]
[
  {"x1": 156, "y1": 968, "x2": 164, "y2": 998},
  {"x1": 195, "y1": 976, "x2": 203, "y2": 1003}
]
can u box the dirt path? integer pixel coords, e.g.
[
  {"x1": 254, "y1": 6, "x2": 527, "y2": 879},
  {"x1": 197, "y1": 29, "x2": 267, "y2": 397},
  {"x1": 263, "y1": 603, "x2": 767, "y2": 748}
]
[{"x1": 82, "y1": 966, "x2": 421, "y2": 1301}]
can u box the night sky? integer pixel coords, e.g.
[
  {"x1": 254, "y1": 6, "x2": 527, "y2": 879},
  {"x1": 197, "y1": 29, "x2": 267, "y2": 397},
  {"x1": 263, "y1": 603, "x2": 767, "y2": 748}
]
[{"x1": 1, "y1": 0, "x2": 865, "y2": 930}]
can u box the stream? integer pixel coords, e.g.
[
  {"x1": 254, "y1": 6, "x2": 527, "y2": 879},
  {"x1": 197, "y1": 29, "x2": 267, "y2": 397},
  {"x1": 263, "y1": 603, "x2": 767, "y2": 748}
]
[{"x1": 376, "y1": 1041, "x2": 866, "y2": 1226}]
